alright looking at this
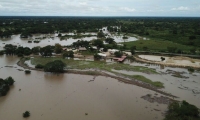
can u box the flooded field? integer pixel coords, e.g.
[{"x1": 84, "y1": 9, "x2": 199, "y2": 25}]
[
  {"x1": 0, "y1": 55, "x2": 167, "y2": 120},
  {"x1": 0, "y1": 29, "x2": 139, "y2": 50},
  {"x1": 123, "y1": 60, "x2": 200, "y2": 108}
]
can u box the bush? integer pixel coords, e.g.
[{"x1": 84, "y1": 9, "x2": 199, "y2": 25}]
[
  {"x1": 94, "y1": 53, "x2": 101, "y2": 60},
  {"x1": 17, "y1": 53, "x2": 24, "y2": 57},
  {"x1": 165, "y1": 101, "x2": 200, "y2": 120},
  {"x1": 114, "y1": 51, "x2": 123, "y2": 58},
  {"x1": 0, "y1": 50, "x2": 4, "y2": 55},
  {"x1": 23, "y1": 111, "x2": 30, "y2": 118},
  {"x1": 161, "y1": 57, "x2": 165, "y2": 61},
  {"x1": 35, "y1": 64, "x2": 44, "y2": 69},
  {"x1": 188, "y1": 67, "x2": 194, "y2": 72},
  {"x1": 25, "y1": 70, "x2": 31, "y2": 74},
  {"x1": 44, "y1": 60, "x2": 66, "y2": 73},
  {"x1": 4, "y1": 76, "x2": 15, "y2": 86}
]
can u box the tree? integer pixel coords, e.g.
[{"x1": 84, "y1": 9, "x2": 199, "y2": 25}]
[
  {"x1": 63, "y1": 51, "x2": 74, "y2": 58},
  {"x1": 44, "y1": 60, "x2": 66, "y2": 73},
  {"x1": 161, "y1": 57, "x2": 165, "y2": 61},
  {"x1": 32, "y1": 47, "x2": 40, "y2": 55},
  {"x1": 165, "y1": 101, "x2": 199, "y2": 120},
  {"x1": 93, "y1": 39, "x2": 104, "y2": 49},
  {"x1": 105, "y1": 38, "x2": 115, "y2": 44},
  {"x1": 97, "y1": 31, "x2": 105, "y2": 38},
  {"x1": 20, "y1": 31, "x2": 32, "y2": 38},
  {"x1": 4, "y1": 44, "x2": 17, "y2": 55},
  {"x1": 4, "y1": 77, "x2": 15, "y2": 86},
  {"x1": 23, "y1": 111, "x2": 30, "y2": 118},
  {"x1": 130, "y1": 46, "x2": 136, "y2": 55},
  {"x1": 114, "y1": 51, "x2": 123, "y2": 58},
  {"x1": 0, "y1": 50, "x2": 4, "y2": 55},
  {"x1": 54, "y1": 43, "x2": 62, "y2": 54},
  {"x1": 94, "y1": 53, "x2": 101, "y2": 60},
  {"x1": 40, "y1": 45, "x2": 53, "y2": 57}
]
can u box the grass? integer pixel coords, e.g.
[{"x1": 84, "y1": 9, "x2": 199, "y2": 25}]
[
  {"x1": 131, "y1": 75, "x2": 164, "y2": 88},
  {"x1": 30, "y1": 57, "x2": 164, "y2": 88},
  {"x1": 124, "y1": 40, "x2": 194, "y2": 52},
  {"x1": 31, "y1": 57, "x2": 157, "y2": 74}
]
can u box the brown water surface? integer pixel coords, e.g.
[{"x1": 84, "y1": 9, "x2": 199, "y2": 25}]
[{"x1": 0, "y1": 55, "x2": 166, "y2": 120}]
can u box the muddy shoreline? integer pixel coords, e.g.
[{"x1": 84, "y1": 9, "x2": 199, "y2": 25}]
[
  {"x1": 134, "y1": 56, "x2": 200, "y2": 69},
  {"x1": 17, "y1": 57, "x2": 177, "y2": 98}
]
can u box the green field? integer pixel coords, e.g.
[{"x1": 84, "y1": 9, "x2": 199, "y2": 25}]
[{"x1": 124, "y1": 40, "x2": 196, "y2": 52}]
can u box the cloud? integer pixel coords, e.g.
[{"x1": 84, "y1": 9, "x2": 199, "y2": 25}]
[
  {"x1": 0, "y1": 0, "x2": 199, "y2": 16},
  {"x1": 171, "y1": 6, "x2": 190, "y2": 11},
  {"x1": 120, "y1": 7, "x2": 136, "y2": 12}
]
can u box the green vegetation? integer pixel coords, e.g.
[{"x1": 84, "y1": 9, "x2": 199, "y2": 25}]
[
  {"x1": 40, "y1": 45, "x2": 53, "y2": 57},
  {"x1": 31, "y1": 57, "x2": 162, "y2": 87},
  {"x1": 31, "y1": 57, "x2": 157, "y2": 74},
  {"x1": 165, "y1": 101, "x2": 200, "y2": 120},
  {"x1": 161, "y1": 57, "x2": 165, "y2": 61},
  {"x1": 188, "y1": 67, "x2": 195, "y2": 73},
  {"x1": 35, "y1": 64, "x2": 44, "y2": 69},
  {"x1": 0, "y1": 76, "x2": 15, "y2": 96},
  {"x1": 25, "y1": 70, "x2": 31, "y2": 74},
  {"x1": 114, "y1": 51, "x2": 123, "y2": 57},
  {"x1": 0, "y1": 50, "x2": 4, "y2": 55},
  {"x1": 131, "y1": 75, "x2": 164, "y2": 88},
  {"x1": 44, "y1": 60, "x2": 66, "y2": 73},
  {"x1": 54, "y1": 43, "x2": 62, "y2": 54},
  {"x1": 63, "y1": 51, "x2": 74, "y2": 58},
  {"x1": 94, "y1": 53, "x2": 101, "y2": 60},
  {"x1": 124, "y1": 40, "x2": 194, "y2": 53},
  {"x1": 23, "y1": 111, "x2": 30, "y2": 118}
]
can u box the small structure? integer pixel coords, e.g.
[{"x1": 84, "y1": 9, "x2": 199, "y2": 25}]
[
  {"x1": 123, "y1": 51, "x2": 132, "y2": 56},
  {"x1": 78, "y1": 47, "x2": 87, "y2": 51},
  {"x1": 113, "y1": 56, "x2": 127, "y2": 62},
  {"x1": 98, "y1": 53, "x2": 107, "y2": 58},
  {"x1": 108, "y1": 49, "x2": 119, "y2": 54},
  {"x1": 91, "y1": 46, "x2": 97, "y2": 50}
]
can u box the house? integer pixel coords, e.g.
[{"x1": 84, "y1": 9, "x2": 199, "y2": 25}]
[
  {"x1": 78, "y1": 47, "x2": 87, "y2": 51},
  {"x1": 108, "y1": 49, "x2": 119, "y2": 54},
  {"x1": 113, "y1": 56, "x2": 127, "y2": 62},
  {"x1": 98, "y1": 53, "x2": 107, "y2": 57}
]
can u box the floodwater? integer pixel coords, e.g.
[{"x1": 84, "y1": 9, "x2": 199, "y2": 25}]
[
  {"x1": 138, "y1": 55, "x2": 200, "y2": 67},
  {"x1": 0, "y1": 31, "x2": 139, "y2": 50},
  {"x1": 121, "y1": 60, "x2": 200, "y2": 108},
  {"x1": 0, "y1": 55, "x2": 167, "y2": 120}
]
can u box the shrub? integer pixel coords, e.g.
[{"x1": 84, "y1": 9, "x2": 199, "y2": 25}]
[
  {"x1": 25, "y1": 70, "x2": 31, "y2": 74},
  {"x1": 165, "y1": 101, "x2": 199, "y2": 120},
  {"x1": 114, "y1": 51, "x2": 123, "y2": 58},
  {"x1": 161, "y1": 57, "x2": 165, "y2": 61},
  {"x1": 35, "y1": 64, "x2": 44, "y2": 69},
  {"x1": 23, "y1": 111, "x2": 30, "y2": 118},
  {"x1": 44, "y1": 60, "x2": 66, "y2": 73},
  {"x1": 4, "y1": 76, "x2": 15, "y2": 86},
  {"x1": 94, "y1": 53, "x2": 101, "y2": 60},
  {"x1": 0, "y1": 50, "x2": 4, "y2": 55},
  {"x1": 188, "y1": 67, "x2": 194, "y2": 73}
]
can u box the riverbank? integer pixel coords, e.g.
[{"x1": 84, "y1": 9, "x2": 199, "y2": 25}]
[
  {"x1": 134, "y1": 55, "x2": 200, "y2": 69},
  {"x1": 17, "y1": 57, "x2": 177, "y2": 98}
]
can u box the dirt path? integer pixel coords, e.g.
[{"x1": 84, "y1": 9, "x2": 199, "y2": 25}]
[{"x1": 17, "y1": 58, "x2": 177, "y2": 99}]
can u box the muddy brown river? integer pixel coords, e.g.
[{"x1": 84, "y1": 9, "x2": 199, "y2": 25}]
[{"x1": 0, "y1": 55, "x2": 167, "y2": 120}]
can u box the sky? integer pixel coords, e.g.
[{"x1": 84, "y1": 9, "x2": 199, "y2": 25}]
[{"x1": 0, "y1": 0, "x2": 200, "y2": 16}]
